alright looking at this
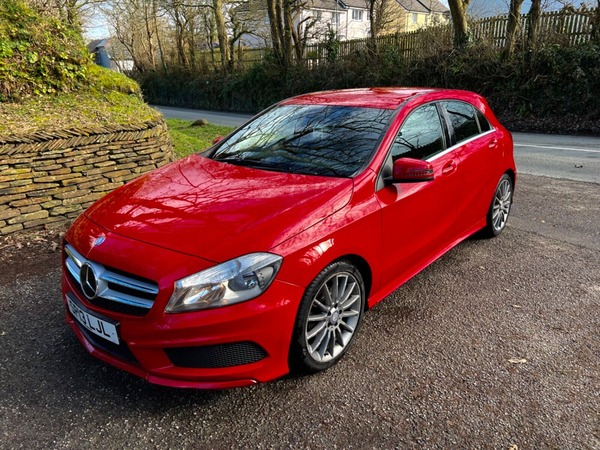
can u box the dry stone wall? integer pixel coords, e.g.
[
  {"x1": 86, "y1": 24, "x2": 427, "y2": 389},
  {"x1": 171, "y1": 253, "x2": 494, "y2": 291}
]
[{"x1": 0, "y1": 120, "x2": 173, "y2": 235}]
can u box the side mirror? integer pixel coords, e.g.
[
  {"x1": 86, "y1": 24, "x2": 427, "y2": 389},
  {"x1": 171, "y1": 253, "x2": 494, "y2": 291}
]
[
  {"x1": 212, "y1": 136, "x2": 224, "y2": 145},
  {"x1": 392, "y1": 158, "x2": 434, "y2": 182}
]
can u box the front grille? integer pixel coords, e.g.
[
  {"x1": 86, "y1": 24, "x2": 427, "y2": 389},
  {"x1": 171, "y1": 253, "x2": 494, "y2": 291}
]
[
  {"x1": 165, "y1": 342, "x2": 268, "y2": 369},
  {"x1": 74, "y1": 320, "x2": 138, "y2": 364},
  {"x1": 65, "y1": 244, "x2": 159, "y2": 317}
]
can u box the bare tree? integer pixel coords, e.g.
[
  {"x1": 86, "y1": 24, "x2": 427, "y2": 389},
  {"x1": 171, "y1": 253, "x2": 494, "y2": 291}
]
[
  {"x1": 227, "y1": 6, "x2": 253, "y2": 69},
  {"x1": 447, "y1": 0, "x2": 471, "y2": 47},
  {"x1": 266, "y1": 0, "x2": 298, "y2": 66},
  {"x1": 27, "y1": 0, "x2": 105, "y2": 29},
  {"x1": 292, "y1": 15, "x2": 316, "y2": 60},
  {"x1": 103, "y1": 0, "x2": 164, "y2": 71},
  {"x1": 213, "y1": 0, "x2": 230, "y2": 68},
  {"x1": 526, "y1": 0, "x2": 542, "y2": 51},
  {"x1": 364, "y1": 0, "x2": 401, "y2": 54},
  {"x1": 505, "y1": 0, "x2": 525, "y2": 56},
  {"x1": 592, "y1": 1, "x2": 600, "y2": 43}
]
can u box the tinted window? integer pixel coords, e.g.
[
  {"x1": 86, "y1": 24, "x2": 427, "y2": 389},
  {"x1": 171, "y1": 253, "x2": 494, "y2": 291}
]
[
  {"x1": 476, "y1": 109, "x2": 491, "y2": 132},
  {"x1": 391, "y1": 104, "x2": 445, "y2": 161},
  {"x1": 211, "y1": 105, "x2": 393, "y2": 177},
  {"x1": 443, "y1": 101, "x2": 480, "y2": 143}
]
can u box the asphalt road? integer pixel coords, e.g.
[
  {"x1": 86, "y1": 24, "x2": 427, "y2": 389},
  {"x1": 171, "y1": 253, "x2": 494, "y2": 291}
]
[
  {"x1": 154, "y1": 105, "x2": 254, "y2": 128},
  {"x1": 0, "y1": 173, "x2": 599, "y2": 448},
  {"x1": 513, "y1": 132, "x2": 600, "y2": 184},
  {"x1": 154, "y1": 106, "x2": 600, "y2": 184}
]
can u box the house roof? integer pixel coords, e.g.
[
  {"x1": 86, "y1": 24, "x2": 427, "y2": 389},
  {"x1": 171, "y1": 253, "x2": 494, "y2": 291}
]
[
  {"x1": 397, "y1": 0, "x2": 449, "y2": 13},
  {"x1": 308, "y1": 0, "x2": 368, "y2": 11},
  {"x1": 87, "y1": 38, "x2": 110, "y2": 52},
  {"x1": 419, "y1": 0, "x2": 449, "y2": 13},
  {"x1": 340, "y1": 0, "x2": 370, "y2": 9}
]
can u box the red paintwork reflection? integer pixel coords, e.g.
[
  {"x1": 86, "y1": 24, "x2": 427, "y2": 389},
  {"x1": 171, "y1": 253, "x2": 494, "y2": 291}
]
[
  {"x1": 281, "y1": 87, "x2": 433, "y2": 109},
  {"x1": 85, "y1": 155, "x2": 352, "y2": 262}
]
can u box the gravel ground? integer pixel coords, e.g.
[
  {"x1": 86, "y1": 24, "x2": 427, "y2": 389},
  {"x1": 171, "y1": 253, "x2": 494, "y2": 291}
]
[{"x1": 0, "y1": 174, "x2": 598, "y2": 449}]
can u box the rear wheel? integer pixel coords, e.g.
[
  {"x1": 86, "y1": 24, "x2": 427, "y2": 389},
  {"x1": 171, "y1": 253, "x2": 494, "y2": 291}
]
[
  {"x1": 290, "y1": 261, "x2": 365, "y2": 373},
  {"x1": 485, "y1": 173, "x2": 513, "y2": 237}
]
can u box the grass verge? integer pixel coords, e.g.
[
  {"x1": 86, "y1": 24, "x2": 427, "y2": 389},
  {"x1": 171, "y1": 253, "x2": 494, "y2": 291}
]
[{"x1": 166, "y1": 119, "x2": 234, "y2": 158}]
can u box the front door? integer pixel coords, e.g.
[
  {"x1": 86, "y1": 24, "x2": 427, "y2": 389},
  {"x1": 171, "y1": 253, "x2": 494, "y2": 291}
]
[{"x1": 376, "y1": 102, "x2": 462, "y2": 290}]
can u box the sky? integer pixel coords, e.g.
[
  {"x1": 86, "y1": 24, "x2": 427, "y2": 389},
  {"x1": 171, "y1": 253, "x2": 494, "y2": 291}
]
[{"x1": 83, "y1": 4, "x2": 110, "y2": 40}]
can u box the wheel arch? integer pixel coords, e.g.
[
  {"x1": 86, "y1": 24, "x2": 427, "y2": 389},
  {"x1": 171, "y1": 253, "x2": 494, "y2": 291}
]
[
  {"x1": 505, "y1": 168, "x2": 516, "y2": 190},
  {"x1": 331, "y1": 254, "x2": 373, "y2": 311}
]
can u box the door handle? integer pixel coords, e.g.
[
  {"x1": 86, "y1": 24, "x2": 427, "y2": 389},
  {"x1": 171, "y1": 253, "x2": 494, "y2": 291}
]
[
  {"x1": 442, "y1": 160, "x2": 457, "y2": 175},
  {"x1": 489, "y1": 139, "x2": 498, "y2": 149}
]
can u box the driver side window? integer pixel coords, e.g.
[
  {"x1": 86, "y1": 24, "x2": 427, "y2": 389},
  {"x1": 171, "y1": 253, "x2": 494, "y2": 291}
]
[{"x1": 391, "y1": 104, "x2": 445, "y2": 161}]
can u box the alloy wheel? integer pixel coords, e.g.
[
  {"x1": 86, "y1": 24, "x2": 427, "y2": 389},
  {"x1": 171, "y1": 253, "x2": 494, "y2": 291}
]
[
  {"x1": 304, "y1": 271, "x2": 362, "y2": 363},
  {"x1": 492, "y1": 178, "x2": 512, "y2": 232}
]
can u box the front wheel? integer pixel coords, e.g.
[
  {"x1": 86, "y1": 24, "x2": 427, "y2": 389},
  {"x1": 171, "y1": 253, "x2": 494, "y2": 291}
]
[
  {"x1": 484, "y1": 173, "x2": 513, "y2": 237},
  {"x1": 290, "y1": 261, "x2": 365, "y2": 373}
]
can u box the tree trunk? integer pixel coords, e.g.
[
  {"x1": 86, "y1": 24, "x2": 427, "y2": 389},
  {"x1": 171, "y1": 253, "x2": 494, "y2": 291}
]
[
  {"x1": 526, "y1": 0, "x2": 542, "y2": 51},
  {"x1": 505, "y1": 0, "x2": 524, "y2": 57},
  {"x1": 447, "y1": 0, "x2": 470, "y2": 48},
  {"x1": 592, "y1": 3, "x2": 600, "y2": 43},
  {"x1": 212, "y1": 0, "x2": 229, "y2": 70},
  {"x1": 282, "y1": 0, "x2": 294, "y2": 66},
  {"x1": 151, "y1": 0, "x2": 167, "y2": 70},
  {"x1": 275, "y1": 0, "x2": 286, "y2": 63},
  {"x1": 266, "y1": 0, "x2": 283, "y2": 63},
  {"x1": 142, "y1": 1, "x2": 157, "y2": 69},
  {"x1": 368, "y1": 0, "x2": 378, "y2": 54}
]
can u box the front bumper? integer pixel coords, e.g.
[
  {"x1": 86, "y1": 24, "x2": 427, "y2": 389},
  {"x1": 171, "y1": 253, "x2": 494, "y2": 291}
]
[
  {"x1": 63, "y1": 274, "x2": 303, "y2": 389},
  {"x1": 62, "y1": 216, "x2": 303, "y2": 389}
]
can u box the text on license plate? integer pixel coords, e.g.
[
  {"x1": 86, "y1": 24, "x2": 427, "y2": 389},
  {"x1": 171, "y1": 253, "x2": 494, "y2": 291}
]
[{"x1": 67, "y1": 296, "x2": 119, "y2": 345}]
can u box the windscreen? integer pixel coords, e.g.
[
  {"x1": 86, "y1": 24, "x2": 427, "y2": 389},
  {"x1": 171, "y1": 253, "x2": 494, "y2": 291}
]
[{"x1": 210, "y1": 104, "x2": 394, "y2": 177}]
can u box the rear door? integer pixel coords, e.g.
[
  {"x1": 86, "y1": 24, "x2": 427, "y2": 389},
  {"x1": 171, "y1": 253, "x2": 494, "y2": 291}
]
[{"x1": 440, "y1": 100, "x2": 500, "y2": 234}]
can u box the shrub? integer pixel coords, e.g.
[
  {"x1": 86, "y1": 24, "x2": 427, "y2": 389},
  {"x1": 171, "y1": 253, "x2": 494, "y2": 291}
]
[
  {"x1": 136, "y1": 41, "x2": 600, "y2": 134},
  {"x1": 0, "y1": 0, "x2": 89, "y2": 102}
]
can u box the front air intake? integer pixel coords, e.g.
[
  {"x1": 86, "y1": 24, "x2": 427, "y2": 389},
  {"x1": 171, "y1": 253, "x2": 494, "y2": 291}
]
[{"x1": 165, "y1": 342, "x2": 268, "y2": 368}]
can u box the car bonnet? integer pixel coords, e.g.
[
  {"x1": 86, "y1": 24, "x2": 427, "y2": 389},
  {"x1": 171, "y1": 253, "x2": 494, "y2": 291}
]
[{"x1": 84, "y1": 155, "x2": 353, "y2": 262}]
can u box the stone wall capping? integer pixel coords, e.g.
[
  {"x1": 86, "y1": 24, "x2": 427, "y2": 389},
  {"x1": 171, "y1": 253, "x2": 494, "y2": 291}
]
[{"x1": 0, "y1": 119, "x2": 173, "y2": 235}]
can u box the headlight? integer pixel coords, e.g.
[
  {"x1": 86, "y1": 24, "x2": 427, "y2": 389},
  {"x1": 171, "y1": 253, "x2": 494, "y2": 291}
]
[{"x1": 166, "y1": 253, "x2": 283, "y2": 313}]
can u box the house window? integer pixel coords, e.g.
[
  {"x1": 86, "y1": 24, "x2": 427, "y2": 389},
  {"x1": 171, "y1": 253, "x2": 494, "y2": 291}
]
[
  {"x1": 315, "y1": 10, "x2": 322, "y2": 21},
  {"x1": 332, "y1": 12, "x2": 341, "y2": 24},
  {"x1": 412, "y1": 13, "x2": 418, "y2": 23},
  {"x1": 352, "y1": 9, "x2": 363, "y2": 21}
]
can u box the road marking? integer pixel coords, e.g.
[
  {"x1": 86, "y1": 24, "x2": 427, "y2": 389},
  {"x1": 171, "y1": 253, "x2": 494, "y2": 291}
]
[{"x1": 515, "y1": 143, "x2": 600, "y2": 154}]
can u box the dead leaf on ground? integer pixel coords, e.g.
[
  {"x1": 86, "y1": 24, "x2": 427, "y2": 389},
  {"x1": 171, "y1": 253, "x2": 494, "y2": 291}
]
[{"x1": 508, "y1": 358, "x2": 527, "y2": 364}]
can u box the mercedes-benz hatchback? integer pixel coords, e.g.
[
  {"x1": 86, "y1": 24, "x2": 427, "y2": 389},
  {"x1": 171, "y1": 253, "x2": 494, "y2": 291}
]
[{"x1": 62, "y1": 88, "x2": 516, "y2": 389}]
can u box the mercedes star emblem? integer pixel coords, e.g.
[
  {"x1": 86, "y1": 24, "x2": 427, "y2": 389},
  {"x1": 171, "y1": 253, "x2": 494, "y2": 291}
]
[{"x1": 80, "y1": 263, "x2": 98, "y2": 300}]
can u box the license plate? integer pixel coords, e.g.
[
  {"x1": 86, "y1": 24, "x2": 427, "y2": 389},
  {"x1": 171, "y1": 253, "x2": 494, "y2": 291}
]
[{"x1": 67, "y1": 296, "x2": 119, "y2": 345}]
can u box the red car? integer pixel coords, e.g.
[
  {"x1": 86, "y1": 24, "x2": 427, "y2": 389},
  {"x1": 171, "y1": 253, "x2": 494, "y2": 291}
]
[{"x1": 62, "y1": 88, "x2": 516, "y2": 388}]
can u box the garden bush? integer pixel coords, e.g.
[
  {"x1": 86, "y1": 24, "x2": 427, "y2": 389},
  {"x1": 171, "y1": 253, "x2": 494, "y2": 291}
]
[{"x1": 136, "y1": 41, "x2": 600, "y2": 135}]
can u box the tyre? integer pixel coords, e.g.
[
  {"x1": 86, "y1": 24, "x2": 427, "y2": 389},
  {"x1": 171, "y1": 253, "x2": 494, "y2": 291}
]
[
  {"x1": 290, "y1": 260, "x2": 365, "y2": 373},
  {"x1": 485, "y1": 173, "x2": 513, "y2": 237}
]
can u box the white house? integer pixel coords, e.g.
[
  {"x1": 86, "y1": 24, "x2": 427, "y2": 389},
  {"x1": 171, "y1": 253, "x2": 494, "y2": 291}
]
[
  {"x1": 300, "y1": 0, "x2": 371, "y2": 42},
  {"x1": 238, "y1": 0, "x2": 371, "y2": 48}
]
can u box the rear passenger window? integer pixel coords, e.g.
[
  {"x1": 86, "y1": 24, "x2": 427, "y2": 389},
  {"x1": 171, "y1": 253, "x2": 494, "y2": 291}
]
[
  {"x1": 476, "y1": 109, "x2": 491, "y2": 132},
  {"x1": 391, "y1": 104, "x2": 445, "y2": 161},
  {"x1": 442, "y1": 101, "x2": 480, "y2": 144}
]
